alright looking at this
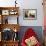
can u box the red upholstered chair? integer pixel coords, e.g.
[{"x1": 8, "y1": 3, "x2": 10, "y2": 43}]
[{"x1": 21, "y1": 28, "x2": 41, "y2": 46}]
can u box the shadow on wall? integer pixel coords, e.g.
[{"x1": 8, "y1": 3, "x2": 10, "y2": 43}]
[{"x1": 18, "y1": 26, "x2": 43, "y2": 44}]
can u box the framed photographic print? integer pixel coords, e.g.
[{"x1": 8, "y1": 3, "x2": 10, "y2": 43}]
[
  {"x1": 2, "y1": 10, "x2": 9, "y2": 15},
  {"x1": 9, "y1": 10, "x2": 18, "y2": 15},
  {"x1": 23, "y1": 9, "x2": 37, "y2": 20}
]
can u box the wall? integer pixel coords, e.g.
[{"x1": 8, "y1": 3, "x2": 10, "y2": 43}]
[
  {"x1": 0, "y1": 0, "x2": 44, "y2": 26},
  {"x1": 19, "y1": 0, "x2": 44, "y2": 26}
]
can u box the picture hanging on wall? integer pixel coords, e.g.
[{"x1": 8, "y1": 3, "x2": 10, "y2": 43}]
[{"x1": 23, "y1": 9, "x2": 37, "y2": 20}]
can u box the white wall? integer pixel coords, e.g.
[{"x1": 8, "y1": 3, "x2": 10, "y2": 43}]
[
  {"x1": 0, "y1": 0, "x2": 44, "y2": 26},
  {"x1": 19, "y1": 0, "x2": 44, "y2": 26}
]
